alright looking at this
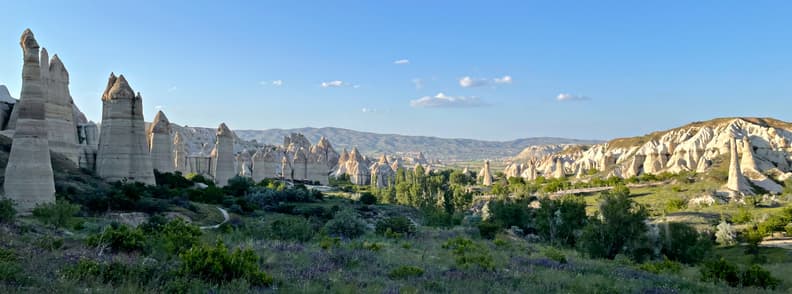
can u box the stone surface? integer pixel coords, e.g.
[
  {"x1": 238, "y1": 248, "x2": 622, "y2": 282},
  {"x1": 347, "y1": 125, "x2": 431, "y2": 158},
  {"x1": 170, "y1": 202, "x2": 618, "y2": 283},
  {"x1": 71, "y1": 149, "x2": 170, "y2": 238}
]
[
  {"x1": 44, "y1": 54, "x2": 79, "y2": 163},
  {"x1": 370, "y1": 154, "x2": 395, "y2": 188},
  {"x1": 503, "y1": 162, "x2": 522, "y2": 179},
  {"x1": 173, "y1": 132, "x2": 187, "y2": 173},
  {"x1": 724, "y1": 136, "x2": 753, "y2": 196},
  {"x1": 148, "y1": 110, "x2": 174, "y2": 173},
  {"x1": 211, "y1": 123, "x2": 235, "y2": 186},
  {"x1": 251, "y1": 146, "x2": 283, "y2": 181},
  {"x1": 3, "y1": 29, "x2": 56, "y2": 213},
  {"x1": 553, "y1": 158, "x2": 565, "y2": 179},
  {"x1": 95, "y1": 74, "x2": 155, "y2": 185},
  {"x1": 343, "y1": 147, "x2": 370, "y2": 185},
  {"x1": 478, "y1": 160, "x2": 493, "y2": 186}
]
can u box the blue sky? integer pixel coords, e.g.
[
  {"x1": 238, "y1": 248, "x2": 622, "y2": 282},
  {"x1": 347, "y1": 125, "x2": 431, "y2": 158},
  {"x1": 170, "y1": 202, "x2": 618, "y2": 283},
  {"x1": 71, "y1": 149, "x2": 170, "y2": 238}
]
[{"x1": 1, "y1": 1, "x2": 791, "y2": 141}]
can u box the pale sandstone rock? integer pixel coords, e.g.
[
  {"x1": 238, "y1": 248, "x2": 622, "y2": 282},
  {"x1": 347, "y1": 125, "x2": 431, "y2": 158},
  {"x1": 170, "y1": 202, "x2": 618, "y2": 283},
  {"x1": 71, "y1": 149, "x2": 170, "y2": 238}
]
[
  {"x1": 3, "y1": 29, "x2": 56, "y2": 213},
  {"x1": 292, "y1": 148, "x2": 308, "y2": 180},
  {"x1": 44, "y1": 54, "x2": 79, "y2": 163},
  {"x1": 252, "y1": 147, "x2": 283, "y2": 181},
  {"x1": 371, "y1": 154, "x2": 395, "y2": 188},
  {"x1": 503, "y1": 162, "x2": 522, "y2": 179},
  {"x1": 346, "y1": 147, "x2": 370, "y2": 185},
  {"x1": 235, "y1": 149, "x2": 253, "y2": 178},
  {"x1": 740, "y1": 136, "x2": 783, "y2": 194},
  {"x1": 553, "y1": 158, "x2": 566, "y2": 179},
  {"x1": 724, "y1": 136, "x2": 753, "y2": 196},
  {"x1": 478, "y1": 160, "x2": 493, "y2": 186},
  {"x1": 148, "y1": 111, "x2": 174, "y2": 173},
  {"x1": 95, "y1": 74, "x2": 155, "y2": 185},
  {"x1": 173, "y1": 132, "x2": 187, "y2": 173},
  {"x1": 211, "y1": 123, "x2": 235, "y2": 186}
]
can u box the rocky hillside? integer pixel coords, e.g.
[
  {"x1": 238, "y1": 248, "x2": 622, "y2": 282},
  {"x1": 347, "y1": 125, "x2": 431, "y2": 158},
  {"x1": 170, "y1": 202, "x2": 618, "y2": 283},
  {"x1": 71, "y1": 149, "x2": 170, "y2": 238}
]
[
  {"x1": 530, "y1": 117, "x2": 792, "y2": 193},
  {"x1": 235, "y1": 127, "x2": 601, "y2": 161}
]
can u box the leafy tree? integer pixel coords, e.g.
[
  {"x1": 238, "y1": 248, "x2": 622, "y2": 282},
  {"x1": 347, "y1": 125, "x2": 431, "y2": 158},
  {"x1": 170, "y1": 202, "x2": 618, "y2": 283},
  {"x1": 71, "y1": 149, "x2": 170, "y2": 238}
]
[
  {"x1": 658, "y1": 222, "x2": 712, "y2": 264},
  {"x1": 535, "y1": 196, "x2": 587, "y2": 247},
  {"x1": 0, "y1": 199, "x2": 16, "y2": 224},
  {"x1": 324, "y1": 209, "x2": 367, "y2": 239},
  {"x1": 578, "y1": 188, "x2": 650, "y2": 261}
]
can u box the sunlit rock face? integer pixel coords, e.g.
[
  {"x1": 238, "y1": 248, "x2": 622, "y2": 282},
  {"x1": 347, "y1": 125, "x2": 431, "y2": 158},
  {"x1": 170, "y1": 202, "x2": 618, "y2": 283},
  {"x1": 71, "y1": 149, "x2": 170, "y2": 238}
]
[
  {"x1": 370, "y1": 154, "x2": 395, "y2": 188},
  {"x1": 4, "y1": 29, "x2": 55, "y2": 213},
  {"x1": 211, "y1": 123, "x2": 235, "y2": 186},
  {"x1": 95, "y1": 73, "x2": 155, "y2": 185},
  {"x1": 252, "y1": 146, "x2": 283, "y2": 182},
  {"x1": 148, "y1": 111, "x2": 174, "y2": 173},
  {"x1": 478, "y1": 160, "x2": 493, "y2": 186},
  {"x1": 44, "y1": 54, "x2": 79, "y2": 163},
  {"x1": 173, "y1": 132, "x2": 188, "y2": 173}
]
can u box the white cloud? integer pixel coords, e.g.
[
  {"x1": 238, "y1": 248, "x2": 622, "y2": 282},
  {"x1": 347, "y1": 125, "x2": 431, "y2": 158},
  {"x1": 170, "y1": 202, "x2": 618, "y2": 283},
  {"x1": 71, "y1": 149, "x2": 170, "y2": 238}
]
[
  {"x1": 459, "y1": 76, "x2": 489, "y2": 88},
  {"x1": 410, "y1": 92, "x2": 487, "y2": 108},
  {"x1": 412, "y1": 78, "x2": 423, "y2": 89},
  {"x1": 556, "y1": 93, "x2": 591, "y2": 102},
  {"x1": 494, "y1": 75, "x2": 512, "y2": 84},
  {"x1": 393, "y1": 59, "x2": 410, "y2": 65},
  {"x1": 321, "y1": 80, "x2": 345, "y2": 88},
  {"x1": 353, "y1": 84, "x2": 361, "y2": 89},
  {"x1": 361, "y1": 107, "x2": 377, "y2": 113},
  {"x1": 272, "y1": 80, "x2": 283, "y2": 87},
  {"x1": 154, "y1": 105, "x2": 164, "y2": 110}
]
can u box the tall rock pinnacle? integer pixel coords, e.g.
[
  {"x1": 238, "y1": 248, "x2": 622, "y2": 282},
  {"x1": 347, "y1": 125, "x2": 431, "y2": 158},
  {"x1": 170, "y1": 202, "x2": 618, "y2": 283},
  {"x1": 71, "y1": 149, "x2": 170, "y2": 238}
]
[
  {"x1": 44, "y1": 54, "x2": 79, "y2": 163},
  {"x1": 95, "y1": 73, "x2": 155, "y2": 184},
  {"x1": 3, "y1": 29, "x2": 56, "y2": 213},
  {"x1": 148, "y1": 110, "x2": 174, "y2": 173},
  {"x1": 211, "y1": 122, "x2": 235, "y2": 186},
  {"x1": 724, "y1": 136, "x2": 753, "y2": 196},
  {"x1": 478, "y1": 160, "x2": 493, "y2": 186}
]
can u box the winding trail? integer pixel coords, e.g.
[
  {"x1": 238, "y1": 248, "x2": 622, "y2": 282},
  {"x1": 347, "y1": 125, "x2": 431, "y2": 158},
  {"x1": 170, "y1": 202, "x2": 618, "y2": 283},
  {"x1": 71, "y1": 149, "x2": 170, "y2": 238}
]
[{"x1": 199, "y1": 207, "x2": 229, "y2": 230}]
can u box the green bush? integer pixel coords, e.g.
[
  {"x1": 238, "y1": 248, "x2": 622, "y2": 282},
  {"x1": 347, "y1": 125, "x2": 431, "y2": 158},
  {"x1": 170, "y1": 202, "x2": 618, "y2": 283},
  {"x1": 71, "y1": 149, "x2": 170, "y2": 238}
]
[
  {"x1": 639, "y1": 258, "x2": 682, "y2": 274},
  {"x1": 442, "y1": 237, "x2": 495, "y2": 270},
  {"x1": 158, "y1": 219, "x2": 203, "y2": 254},
  {"x1": 665, "y1": 198, "x2": 687, "y2": 212},
  {"x1": 324, "y1": 209, "x2": 367, "y2": 239},
  {"x1": 534, "y1": 196, "x2": 587, "y2": 247},
  {"x1": 225, "y1": 176, "x2": 255, "y2": 197},
  {"x1": 732, "y1": 208, "x2": 753, "y2": 224},
  {"x1": 320, "y1": 236, "x2": 341, "y2": 250},
  {"x1": 740, "y1": 264, "x2": 780, "y2": 289},
  {"x1": 700, "y1": 258, "x2": 740, "y2": 287},
  {"x1": 359, "y1": 192, "x2": 377, "y2": 205},
  {"x1": 578, "y1": 189, "x2": 650, "y2": 261},
  {"x1": 32, "y1": 199, "x2": 80, "y2": 227},
  {"x1": 375, "y1": 216, "x2": 416, "y2": 237},
  {"x1": 486, "y1": 199, "x2": 532, "y2": 230},
  {"x1": 0, "y1": 198, "x2": 15, "y2": 224},
  {"x1": 542, "y1": 247, "x2": 567, "y2": 264},
  {"x1": 658, "y1": 222, "x2": 712, "y2": 264},
  {"x1": 0, "y1": 259, "x2": 28, "y2": 286},
  {"x1": 178, "y1": 240, "x2": 272, "y2": 286},
  {"x1": 477, "y1": 221, "x2": 500, "y2": 240},
  {"x1": 388, "y1": 266, "x2": 424, "y2": 279},
  {"x1": 62, "y1": 258, "x2": 158, "y2": 286},
  {"x1": 264, "y1": 215, "x2": 315, "y2": 242},
  {"x1": 86, "y1": 223, "x2": 146, "y2": 253}
]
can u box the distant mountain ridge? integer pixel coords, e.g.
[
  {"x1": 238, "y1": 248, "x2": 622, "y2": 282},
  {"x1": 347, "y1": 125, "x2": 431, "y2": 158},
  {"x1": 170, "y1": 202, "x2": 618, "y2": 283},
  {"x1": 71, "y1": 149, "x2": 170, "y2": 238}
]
[{"x1": 234, "y1": 127, "x2": 601, "y2": 161}]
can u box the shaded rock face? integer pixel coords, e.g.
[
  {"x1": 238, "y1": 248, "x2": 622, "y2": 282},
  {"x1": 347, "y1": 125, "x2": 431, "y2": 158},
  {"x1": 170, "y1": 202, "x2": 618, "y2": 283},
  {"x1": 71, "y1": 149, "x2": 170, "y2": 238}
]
[
  {"x1": 740, "y1": 136, "x2": 783, "y2": 193},
  {"x1": 173, "y1": 132, "x2": 187, "y2": 173},
  {"x1": 44, "y1": 54, "x2": 79, "y2": 163},
  {"x1": 520, "y1": 161, "x2": 537, "y2": 181},
  {"x1": 252, "y1": 147, "x2": 283, "y2": 182},
  {"x1": 552, "y1": 158, "x2": 565, "y2": 179},
  {"x1": 478, "y1": 160, "x2": 493, "y2": 186},
  {"x1": 211, "y1": 123, "x2": 235, "y2": 186},
  {"x1": 0, "y1": 85, "x2": 17, "y2": 130},
  {"x1": 370, "y1": 154, "x2": 395, "y2": 188},
  {"x1": 725, "y1": 136, "x2": 753, "y2": 196},
  {"x1": 77, "y1": 122, "x2": 99, "y2": 171},
  {"x1": 291, "y1": 148, "x2": 308, "y2": 180},
  {"x1": 4, "y1": 29, "x2": 56, "y2": 213},
  {"x1": 148, "y1": 111, "x2": 174, "y2": 173},
  {"x1": 235, "y1": 149, "x2": 253, "y2": 177},
  {"x1": 95, "y1": 74, "x2": 155, "y2": 185}
]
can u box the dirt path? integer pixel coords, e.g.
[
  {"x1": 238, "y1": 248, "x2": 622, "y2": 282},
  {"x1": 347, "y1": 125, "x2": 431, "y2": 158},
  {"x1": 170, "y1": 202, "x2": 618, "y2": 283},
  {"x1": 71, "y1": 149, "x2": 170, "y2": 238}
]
[{"x1": 199, "y1": 207, "x2": 229, "y2": 230}]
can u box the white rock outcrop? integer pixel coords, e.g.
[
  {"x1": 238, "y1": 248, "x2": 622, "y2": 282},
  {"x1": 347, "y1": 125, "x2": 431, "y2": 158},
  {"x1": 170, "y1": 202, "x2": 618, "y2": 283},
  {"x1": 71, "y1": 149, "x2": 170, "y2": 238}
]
[
  {"x1": 95, "y1": 73, "x2": 155, "y2": 185},
  {"x1": 148, "y1": 111, "x2": 174, "y2": 173},
  {"x1": 478, "y1": 160, "x2": 493, "y2": 186},
  {"x1": 211, "y1": 123, "x2": 235, "y2": 186},
  {"x1": 3, "y1": 29, "x2": 56, "y2": 213},
  {"x1": 44, "y1": 54, "x2": 79, "y2": 163},
  {"x1": 724, "y1": 136, "x2": 753, "y2": 196},
  {"x1": 252, "y1": 147, "x2": 283, "y2": 181},
  {"x1": 370, "y1": 154, "x2": 395, "y2": 188},
  {"x1": 173, "y1": 132, "x2": 187, "y2": 173}
]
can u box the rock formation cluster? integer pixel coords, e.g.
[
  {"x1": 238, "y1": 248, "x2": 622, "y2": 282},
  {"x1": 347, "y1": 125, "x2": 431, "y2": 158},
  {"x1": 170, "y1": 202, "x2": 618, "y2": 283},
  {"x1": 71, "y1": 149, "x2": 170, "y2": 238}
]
[
  {"x1": 370, "y1": 154, "x2": 395, "y2": 188},
  {"x1": 3, "y1": 29, "x2": 56, "y2": 212},
  {"x1": 95, "y1": 74, "x2": 155, "y2": 185}
]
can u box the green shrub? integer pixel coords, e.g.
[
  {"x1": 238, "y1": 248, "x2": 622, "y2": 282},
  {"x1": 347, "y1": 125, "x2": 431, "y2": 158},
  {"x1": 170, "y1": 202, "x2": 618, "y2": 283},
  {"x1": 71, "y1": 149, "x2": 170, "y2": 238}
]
[
  {"x1": 578, "y1": 189, "x2": 650, "y2": 261},
  {"x1": 178, "y1": 240, "x2": 271, "y2": 286},
  {"x1": 0, "y1": 198, "x2": 15, "y2": 224},
  {"x1": 264, "y1": 215, "x2": 315, "y2": 242},
  {"x1": 32, "y1": 199, "x2": 80, "y2": 227},
  {"x1": 639, "y1": 258, "x2": 682, "y2": 274},
  {"x1": 0, "y1": 259, "x2": 28, "y2": 285},
  {"x1": 477, "y1": 221, "x2": 500, "y2": 240},
  {"x1": 320, "y1": 236, "x2": 341, "y2": 250},
  {"x1": 534, "y1": 196, "x2": 587, "y2": 247},
  {"x1": 442, "y1": 237, "x2": 495, "y2": 270},
  {"x1": 732, "y1": 208, "x2": 753, "y2": 224},
  {"x1": 324, "y1": 209, "x2": 367, "y2": 239},
  {"x1": 225, "y1": 176, "x2": 255, "y2": 197},
  {"x1": 388, "y1": 266, "x2": 424, "y2": 279},
  {"x1": 665, "y1": 198, "x2": 687, "y2": 212},
  {"x1": 86, "y1": 223, "x2": 146, "y2": 253},
  {"x1": 375, "y1": 216, "x2": 416, "y2": 237},
  {"x1": 34, "y1": 235, "x2": 64, "y2": 251},
  {"x1": 700, "y1": 257, "x2": 740, "y2": 287},
  {"x1": 740, "y1": 264, "x2": 780, "y2": 289},
  {"x1": 542, "y1": 247, "x2": 567, "y2": 264},
  {"x1": 158, "y1": 219, "x2": 202, "y2": 254},
  {"x1": 359, "y1": 192, "x2": 377, "y2": 205},
  {"x1": 486, "y1": 199, "x2": 533, "y2": 230},
  {"x1": 61, "y1": 259, "x2": 157, "y2": 286},
  {"x1": 658, "y1": 222, "x2": 713, "y2": 264}
]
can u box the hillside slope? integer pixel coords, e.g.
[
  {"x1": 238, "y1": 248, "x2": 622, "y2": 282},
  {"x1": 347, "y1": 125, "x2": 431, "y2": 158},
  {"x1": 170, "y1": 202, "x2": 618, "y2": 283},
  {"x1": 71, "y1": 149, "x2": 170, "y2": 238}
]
[{"x1": 235, "y1": 127, "x2": 601, "y2": 161}]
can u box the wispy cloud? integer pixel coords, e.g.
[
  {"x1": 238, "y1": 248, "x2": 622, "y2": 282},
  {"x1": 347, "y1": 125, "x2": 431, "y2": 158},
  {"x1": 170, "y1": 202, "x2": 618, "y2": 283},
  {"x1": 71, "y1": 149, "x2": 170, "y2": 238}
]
[
  {"x1": 412, "y1": 78, "x2": 423, "y2": 89},
  {"x1": 167, "y1": 86, "x2": 178, "y2": 93},
  {"x1": 556, "y1": 93, "x2": 591, "y2": 102},
  {"x1": 321, "y1": 80, "x2": 345, "y2": 88},
  {"x1": 393, "y1": 59, "x2": 410, "y2": 65},
  {"x1": 459, "y1": 75, "x2": 513, "y2": 88},
  {"x1": 361, "y1": 107, "x2": 377, "y2": 113},
  {"x1": 459, "y1": 76, "x2": 489, "y2": 88},
  {"x1": 494, "y1": 75, "x2": 513, "y2": 84},
  {"x1": 410, "y1": 92, "x2": 488, "y2": 108},
  {"x1": 154, "y1": 105, "x2": 164, "y2": 110},
  {"x1": 259, "y1": 80, "x2": 284, "y2": 87}
]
